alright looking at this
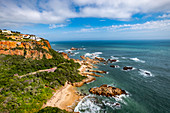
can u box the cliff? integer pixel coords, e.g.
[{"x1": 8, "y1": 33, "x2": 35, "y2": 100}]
[{"x1": 0, "y1": 39, "x2": 52, "y2": 59}]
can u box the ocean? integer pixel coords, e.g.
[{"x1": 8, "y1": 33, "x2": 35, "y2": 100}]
[{"x1": 50, "y1": 40, "x2": 170, "y2": 113}]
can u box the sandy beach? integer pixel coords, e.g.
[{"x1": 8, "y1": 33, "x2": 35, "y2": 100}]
[{"x1": 43, "y1": 82, "x2": 84, "y2": 112}]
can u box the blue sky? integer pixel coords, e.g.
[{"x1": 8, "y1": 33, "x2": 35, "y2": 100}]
[{"x1": 0, "y1": 0, "x2": 170, "y2": 41}]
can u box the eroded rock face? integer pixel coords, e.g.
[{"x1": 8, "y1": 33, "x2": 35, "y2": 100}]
[
  {"x1": 123, "y1": 66, "x2": 133, "y2": 70},
  {"x1": 89, "y1": 85, "x2": 127, "y2": 97},
  {"x1": 44, "y1": 40, "x2": 51, "y2": 49},
  {"x1": 95, "y1": 57, "x2": 105, "y2": 62},
  {"x1": 61, "y1": 52, "x2": 69, "y2": 59},
  {"x1": 80, "y1": 55, "x2": 85, "y2": 59},
  {"x1": 0, "y1": 40, "x2": 53, "y2": 59},
  {"x1": 0, "y1": 50, "x2": 24, "y2": 56}
]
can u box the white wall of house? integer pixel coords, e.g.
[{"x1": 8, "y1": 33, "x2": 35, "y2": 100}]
[{"x1": 2, "y1": 30, "x2": 11, "y2": 34}]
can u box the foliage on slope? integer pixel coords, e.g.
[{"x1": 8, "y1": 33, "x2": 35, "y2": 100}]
[
  {"x1": 0, "y1": 49, "x2": 85, "y2": 113},
  {"x1": 38, "y1": 106, "x2": 69, "y2": 113}
]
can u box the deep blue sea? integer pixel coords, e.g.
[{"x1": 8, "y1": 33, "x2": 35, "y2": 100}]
[{"x1": 50, "y1": 40, "x2": 170, "y2": 113}]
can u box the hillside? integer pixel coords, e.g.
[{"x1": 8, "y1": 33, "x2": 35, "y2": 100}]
[
  {"x1": 0, "y1": 30, "x2": 85, "y2": 113},
  {"x1": 0, "y1": 30, "x2": 53, "y2": 59}
]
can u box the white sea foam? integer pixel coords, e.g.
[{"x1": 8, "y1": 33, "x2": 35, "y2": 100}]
[
  {"x1": 58, "y1": 50, "x2": 63, "y2": 53},
  {"x1": 115, "y1": 65, "x2": 120, "y2": 68},
  {"x1": 84, "y1": 52, "x2": 103, "y2": 59},
  {"x1": 121, "y1": 57, "x2": 126, "y2": 59},
  {"x1": 130, "y1": 58, "x2": 145, "y2": 63},
  {"x1": 65, "y1": 49, "x2": 71, "y2": 52},
  {"x1": 111, "y1": 56, "x2": 119, "y2": 59},
  {"x1": 72, "y1": 52, "x2": 79, "y2": 56},
  {"x1": 138, "y1": 69, "x2": 153, "y2": 77},
  {"x1": 74, "y1": 94, "x2": 124, "y2": 113},
  {"x1": 70, "y1": 52, "x2": 80, "y2": 56},
  {"x1": 113, "y1": 93, "x2": 129, "y2": 105},
  {"x1": 74, "y1": 95, "x2": 102, "y2": 113}
]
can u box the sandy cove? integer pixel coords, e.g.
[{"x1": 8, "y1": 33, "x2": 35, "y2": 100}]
[
  {"x1": 43, "y1": 56, "x2": 104, "y2": 112},
  {"x1": 43, "y1": 82, "x2": 84, "y2": 112}
]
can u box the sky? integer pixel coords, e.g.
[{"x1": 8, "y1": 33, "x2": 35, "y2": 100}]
[{"x1": 0, "y1": 0, "x2": 170, "y2": 41}]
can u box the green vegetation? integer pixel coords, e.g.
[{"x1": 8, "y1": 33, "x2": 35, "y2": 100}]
[
  {"x1": 0, "y1": 49, "x2": 85, "y2": 113},
  {"x1": 38, "y1": 107, "x2": 69, "y2": 113},
  {"x1": 0, "y1": 34, "x2": 16, "y2": 41}
]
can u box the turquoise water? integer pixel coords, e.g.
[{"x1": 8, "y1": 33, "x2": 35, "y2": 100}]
[{"x1": 51, "y1": 40, "x2": 170, "y2": 113}]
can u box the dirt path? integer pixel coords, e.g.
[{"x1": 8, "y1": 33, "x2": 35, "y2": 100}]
[{"x1": 17, "y1": 67, "x2": 57, "y2": 78}]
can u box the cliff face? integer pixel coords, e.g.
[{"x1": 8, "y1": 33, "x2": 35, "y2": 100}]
[{"x1": 0, "y1": 40, "x2": 52, "y2": 59}]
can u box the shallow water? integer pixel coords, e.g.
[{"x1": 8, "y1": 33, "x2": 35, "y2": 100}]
[{"x1": 51, "y1": 40, "x2": 170, "y2": 113}]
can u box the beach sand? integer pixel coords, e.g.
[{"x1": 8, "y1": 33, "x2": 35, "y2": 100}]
[{"x1": 43, "y1": 82, "x2": 83, "y2": 112}]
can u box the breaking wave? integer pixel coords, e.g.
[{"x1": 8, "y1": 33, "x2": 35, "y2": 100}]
[
  {"x1": 74, "y1": 95, "x2": 123, "y2": 113},
  {"x1": 85, "y1": 52, "x2": 103, "y2": 59},
  {"x1": 138, "y1": 69, "x2": 153, "y2": 77},
  {"x1": 130, "y1": 58, "x2": 145, "y2": 63},
  {"x1": 111, "y1": 56, "x2": 119, "y2": 59}
]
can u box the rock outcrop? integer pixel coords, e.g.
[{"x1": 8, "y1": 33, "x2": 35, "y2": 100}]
[
  {"x1": 110, "y1": 65, "x2": 119, "y2": 68},
  {"x1": 44, "y1": 40, "x2": 51, "y2": 49},
  {"x1": 70, "y1": 47, "x2": 78, "y2": 50},
  {"x1": 80, "y1": 55, "x2": 85, "y2": 59},
  {"x1": 87, "y1": 70, "x2": 107, "y2": 74},
  {"x1": 123, "y1": 66, "x2": 133, "y2": 70},
  {"x1": 0, "y1": 40, "x2": 52, "y2": 59},
  {"x1": 81, "y1": 72, "x2": 103, "y2": 77},
  {"x1": 89, "y1": 84, "x2": 127, "y2": 97},
  {"x1": 95, "y1": 57, "x2": 105, "y2": 62},
  {"x1": 61, "y1": 52, "x2": 69, "y2": 59},
  {"x1": 72, "y1": 76, "x2": 96, "y2": 87}
]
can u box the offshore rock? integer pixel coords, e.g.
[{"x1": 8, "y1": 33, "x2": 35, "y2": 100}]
[
  {"x1": 123, "y1": 66, "x2": 133, "y2": 70},
  {"x1": 70, "y1": 47, "x2": 78, "y2": 50},
  {"x1": 108, "y1": 59, "x2": 117, "y2": 63},
  {"x1": 89, "y1": 85, "x2": 127, "y2": 97}
]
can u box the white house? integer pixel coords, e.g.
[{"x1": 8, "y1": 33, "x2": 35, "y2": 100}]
[
  {"x1": 29, "y1": 35, "x2": 36, "y2": 40},
  {"x1": 36, "y1": 37, "x2": 41, "y2": 41},
  {"x1": 2, "y1": 30, "x2": 12, "y2": 34},
  {"x1": 23, "y1": 34, "x2": 30, "y2": 39}
]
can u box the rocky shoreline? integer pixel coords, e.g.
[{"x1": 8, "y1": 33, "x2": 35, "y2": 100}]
[{"x1": 45, "y1": 48, "x2": 128, "y2": 112}]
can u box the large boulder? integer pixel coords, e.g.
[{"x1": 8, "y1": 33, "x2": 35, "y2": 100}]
[{"x1": 89, "y1": 85, "x2": 127, "y2": 97}]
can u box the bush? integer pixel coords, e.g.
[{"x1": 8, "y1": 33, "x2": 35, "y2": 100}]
[{"x1": 38, "y1": 107, "x2": 69, "y2": 113}]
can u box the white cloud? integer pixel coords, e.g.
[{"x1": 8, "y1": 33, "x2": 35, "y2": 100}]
[
  {"x1": 0, "y1": 0, "x2": 170, "y2": 27},
  {"x1": 76, "y1": 19, "x2": 170, "y2": 32},
  {"x1": 49, "y1": 24, "x2": 66, "y2": 29},
  {"x1": 158, "y1": 14, "x2": 170, "y2": 18},
  {"x1": 74, "y1": 0, "x2": 170, "y2": 19}
]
